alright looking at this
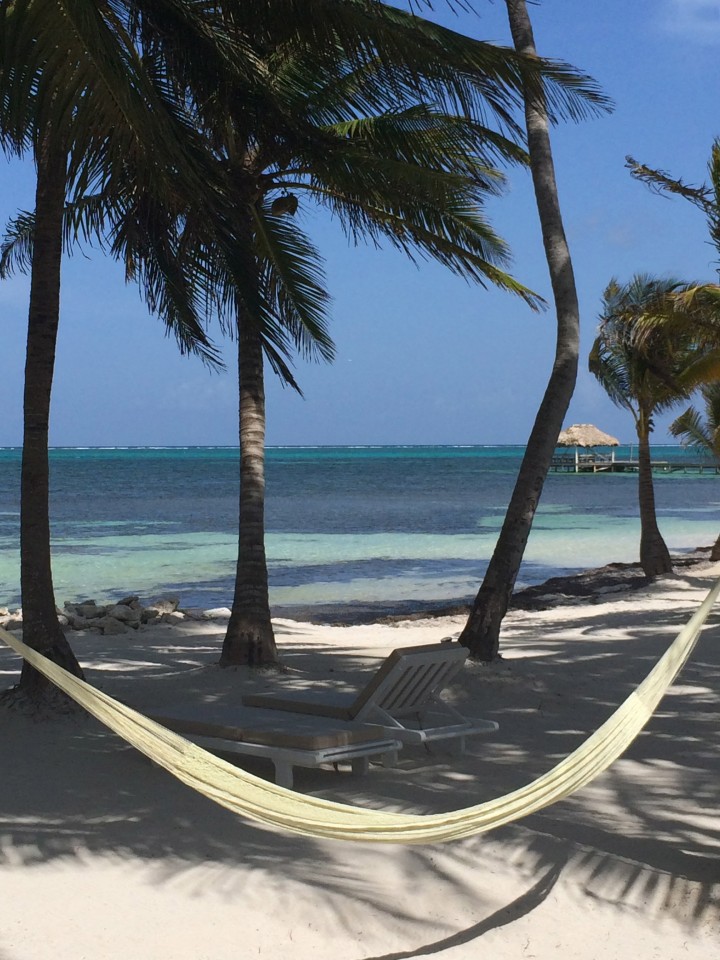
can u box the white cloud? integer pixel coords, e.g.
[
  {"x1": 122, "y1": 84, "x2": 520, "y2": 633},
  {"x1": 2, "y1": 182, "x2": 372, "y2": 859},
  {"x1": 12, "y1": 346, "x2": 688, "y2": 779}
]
[{"x1": 660, "y1": 0, "x2": 720, "y2": 43}]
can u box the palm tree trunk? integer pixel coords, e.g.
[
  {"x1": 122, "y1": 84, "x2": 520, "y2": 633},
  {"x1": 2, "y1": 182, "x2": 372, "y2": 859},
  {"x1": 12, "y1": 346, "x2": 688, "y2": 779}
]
[
  {"x1": 637, "y1": 417, "x2": 672, "y2": 576},
  {"x1": 220, "y1": 312, "x2": 278, "y2": 666},
  {"x1": 458, "y1": 0, "x2": 580, "y2": 662},
  {"x1": 710, "y1": 532, "x2": 720, "y2": 561},
  {"x1": 18, "y1": 134, "x2": 84, "y2": 694}
]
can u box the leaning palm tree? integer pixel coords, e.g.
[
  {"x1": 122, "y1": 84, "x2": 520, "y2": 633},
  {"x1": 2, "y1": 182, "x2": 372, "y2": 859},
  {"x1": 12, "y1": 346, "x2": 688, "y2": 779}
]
[
  {"x1": 0, "y1": 0, "x2": 602, "y2": 684},
  {"x1": 2, "y1": 0, "x2": 608, "y2": 676},
  {"x1": 670, "y1": 382, "x2": 720, "y2": 560},
  {"x1": 590, "y1": 274, "x2": 720, "y2": 577},
  {"x1": 458, "y1": 0, "x2": 588, "y2": 662}
]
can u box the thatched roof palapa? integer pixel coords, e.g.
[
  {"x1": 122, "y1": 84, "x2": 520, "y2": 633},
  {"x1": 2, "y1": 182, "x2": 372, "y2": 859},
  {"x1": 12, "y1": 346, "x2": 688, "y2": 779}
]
[{"x1": 557, "y1": 424, "x2": 620, "y2": 448}]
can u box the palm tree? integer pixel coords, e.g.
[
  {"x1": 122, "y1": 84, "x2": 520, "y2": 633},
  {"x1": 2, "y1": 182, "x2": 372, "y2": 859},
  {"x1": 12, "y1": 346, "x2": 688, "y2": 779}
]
[
  {"x1": 96, "y1": 2, "x2": 604, "y2": 668},
  {"x1": 459, "y1": 0, "x2": 586, "y2": 662},
  {"x1": 181, "y1": 40, "x2": 546, "y2": 667},
  {"x1": 589, "y1": 274, "x2": 720, "y2": 577},
  {"x1": 0, "y1": 0, "x2": 244, "y2": 697},
  {"x1": 670, "y1": 382, "x2": 720, "y2": 560},
  {"x1": 2, "y1": 1, "x2": 608, "y2": 677}
]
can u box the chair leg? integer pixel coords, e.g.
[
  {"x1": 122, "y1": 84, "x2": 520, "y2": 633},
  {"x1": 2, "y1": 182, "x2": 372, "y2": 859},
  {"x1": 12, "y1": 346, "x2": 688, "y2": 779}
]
[
  {"x1": 380, "y1": 748, "x2": 399, "y2": 768},
  {"x1": 273, "y1": 760, "x2": 295, "y2": 789},
  {"x1": 351, "y1": 756, "x2": 370, "y2": 777}
]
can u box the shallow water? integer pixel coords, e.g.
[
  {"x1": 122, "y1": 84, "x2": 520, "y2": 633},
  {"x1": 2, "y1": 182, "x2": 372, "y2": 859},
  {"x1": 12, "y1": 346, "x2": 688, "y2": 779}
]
[{"x1": 0, "y1": 445, "x2": 717, "y2": 613}]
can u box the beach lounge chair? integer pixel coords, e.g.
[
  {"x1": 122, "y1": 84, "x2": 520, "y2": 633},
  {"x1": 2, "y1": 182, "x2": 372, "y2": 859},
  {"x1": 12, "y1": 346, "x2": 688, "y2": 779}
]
[
  {"x1": 242, "y1": 642, "x2": 498, "y2": 752},
  {"x1": 149, "y1": 705, "x2": 402, "y2": 789}
]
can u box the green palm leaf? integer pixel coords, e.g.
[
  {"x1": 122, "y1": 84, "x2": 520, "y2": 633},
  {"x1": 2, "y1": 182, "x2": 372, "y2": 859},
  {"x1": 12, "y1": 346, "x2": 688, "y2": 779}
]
[{"x1": 252, "y1": 203, "x2": 334, "y2": 364}]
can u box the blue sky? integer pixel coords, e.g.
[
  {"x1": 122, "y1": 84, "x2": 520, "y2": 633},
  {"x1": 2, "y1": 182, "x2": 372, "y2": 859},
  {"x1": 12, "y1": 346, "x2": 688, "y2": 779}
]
[{"x1": 2, "y1": 0, "x2": 720, "y2": 447}]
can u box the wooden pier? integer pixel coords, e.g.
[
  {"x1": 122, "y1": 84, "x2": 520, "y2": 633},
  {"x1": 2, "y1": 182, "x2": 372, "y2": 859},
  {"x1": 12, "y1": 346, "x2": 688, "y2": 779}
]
[{"x1": 551, "y1": 454, "x2": 720, "y2": 474}]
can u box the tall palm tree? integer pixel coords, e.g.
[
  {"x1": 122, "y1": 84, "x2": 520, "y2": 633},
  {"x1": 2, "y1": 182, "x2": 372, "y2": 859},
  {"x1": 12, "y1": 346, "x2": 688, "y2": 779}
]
[
  {"x1": 177, "y1": 45, "x2": 545, "y2": 667},
  {"x1": 0, "y1": 0, "x2": 244, "y2": 697},
  {"x1": 2, "y1": 1, "x2": 608, "y2": 678},
  {"x1": 670, "y1": 382, "x2": 720, "y2": 560},
  {"x1": 459, "y1": 0, "x2": 586, "y2": 662},
  {"x1": 96, "y1": 3, "x2": 605, "y2": 668},
  {"x1": 590, "y1": 274, "x2": 720, "y2": 577}
]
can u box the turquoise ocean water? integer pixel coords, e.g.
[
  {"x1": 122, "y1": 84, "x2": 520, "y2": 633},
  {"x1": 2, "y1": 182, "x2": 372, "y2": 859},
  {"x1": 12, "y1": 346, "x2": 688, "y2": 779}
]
[{"x1": 0, "y1": 445, "x2": 718, "y2": 618}]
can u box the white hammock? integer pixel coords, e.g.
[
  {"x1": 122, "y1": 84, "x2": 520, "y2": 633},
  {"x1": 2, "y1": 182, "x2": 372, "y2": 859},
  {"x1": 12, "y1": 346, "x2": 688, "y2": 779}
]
[{"x1": 1, "y1": 577, "x2": 718, "y2": 845}]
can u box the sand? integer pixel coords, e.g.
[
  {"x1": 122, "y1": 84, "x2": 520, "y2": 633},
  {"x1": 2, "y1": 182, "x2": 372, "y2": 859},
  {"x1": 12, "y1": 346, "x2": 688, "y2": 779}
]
[{"x1": 1, "y1": 562, "x2": 719, "y2": 959}]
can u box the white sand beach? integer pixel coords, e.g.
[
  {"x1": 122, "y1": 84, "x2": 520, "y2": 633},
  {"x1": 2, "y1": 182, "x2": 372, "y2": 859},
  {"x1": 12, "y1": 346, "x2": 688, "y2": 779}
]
[{"x1": 1, "y1": 562, "x2": 719, "y2": 960}]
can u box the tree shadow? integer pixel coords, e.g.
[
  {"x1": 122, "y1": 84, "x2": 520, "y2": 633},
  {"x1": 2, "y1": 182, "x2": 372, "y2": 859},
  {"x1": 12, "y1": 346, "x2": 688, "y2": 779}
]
[
  {"x1": 1, "y1": 575, "x2": 719, "y2": 952},
  {"x1": 363, "y1": 852, "x2": 567, "y2": 960}
]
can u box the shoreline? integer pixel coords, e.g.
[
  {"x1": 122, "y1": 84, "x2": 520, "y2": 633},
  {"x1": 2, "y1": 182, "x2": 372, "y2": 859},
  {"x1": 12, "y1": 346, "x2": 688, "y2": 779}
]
[
  {"x1": 271, "y1": 547, "x2": 715, "y2": 625},
  {"x1": 2, "y1": 548, "x2": 714, "y2": 637},
  {"x1": 0, "y1": 546, "x2": 712, "y2": 634}
]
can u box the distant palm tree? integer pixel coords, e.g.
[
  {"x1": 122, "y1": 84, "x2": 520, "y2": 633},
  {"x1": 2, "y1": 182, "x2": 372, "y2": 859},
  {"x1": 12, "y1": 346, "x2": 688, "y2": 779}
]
[
  {"x1": 670, "y1": 382, "x2": 720, "y2": 560},
  {"x1": 590, "y1": 274, "x2": 720, "y2": 577}
]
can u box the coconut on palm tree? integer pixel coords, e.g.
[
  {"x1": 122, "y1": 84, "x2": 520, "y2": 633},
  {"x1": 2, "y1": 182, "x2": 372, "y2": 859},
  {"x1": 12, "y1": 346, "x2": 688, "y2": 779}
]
[{"x1": 590, "y1": 274, "x2": 720, "y2": 578}]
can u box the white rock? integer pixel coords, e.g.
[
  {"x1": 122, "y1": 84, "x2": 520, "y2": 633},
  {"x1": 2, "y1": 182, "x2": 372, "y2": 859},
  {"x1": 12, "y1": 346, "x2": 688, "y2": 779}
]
[
  {"x1": 147, "y1": 596, "x2": 180, "y2": 615},
  {"x1": 204, "y1": 607, "x2": 232, "y2": 619},
  {"x1": 183, "y1": 608, "x2": 210, "y2": 620}
]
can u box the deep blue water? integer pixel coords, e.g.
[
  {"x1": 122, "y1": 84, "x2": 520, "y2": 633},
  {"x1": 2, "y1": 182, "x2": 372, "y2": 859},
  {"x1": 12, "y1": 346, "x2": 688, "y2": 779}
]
[{"x1": 0, "y1": 445, "x2": 718, "y2": 614}]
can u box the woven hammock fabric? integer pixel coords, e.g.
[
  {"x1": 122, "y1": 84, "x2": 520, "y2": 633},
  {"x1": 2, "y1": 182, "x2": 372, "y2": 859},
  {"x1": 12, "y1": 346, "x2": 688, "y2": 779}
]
[{"x1": 1, "y1": 577, "x2": 718, "y2": 845}]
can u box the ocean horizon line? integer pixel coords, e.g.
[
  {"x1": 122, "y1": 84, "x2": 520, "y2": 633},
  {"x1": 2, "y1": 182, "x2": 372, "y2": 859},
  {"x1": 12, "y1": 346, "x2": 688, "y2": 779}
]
[{"x1": 0, "y1": 441, "x2": 674, "y2": 451}]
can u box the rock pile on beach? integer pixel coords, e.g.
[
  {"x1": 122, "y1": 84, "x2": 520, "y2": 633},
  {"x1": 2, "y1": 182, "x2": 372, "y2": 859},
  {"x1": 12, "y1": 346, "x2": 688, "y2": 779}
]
[{"x1": 0, "y1": 596, "x2": 232, "y2": 636}]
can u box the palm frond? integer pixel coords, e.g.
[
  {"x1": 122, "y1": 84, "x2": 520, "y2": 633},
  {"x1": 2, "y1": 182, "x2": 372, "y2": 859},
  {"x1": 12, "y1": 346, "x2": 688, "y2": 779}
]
[
  {"x1": 625, "y1": 155, "x2": 715, "y2": 215},
  {"x1": 675, "y1": 350, "x2": 720, "y2": 394},
  {"x1": 669, "y1": 406, "x2": 712, "y2": 452},
  {"x1": 0, "y1": 210, "x2": 35, "y2": 276},
  {"x1": 252, "y1": 203, "x2": 334, "y2": 363},
  {"x1": 592, "y1": 274, "x2": 720, "y2": 426},
  {"x1": 588, "y1": 335, "x2": 637, "y2": 417}
]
